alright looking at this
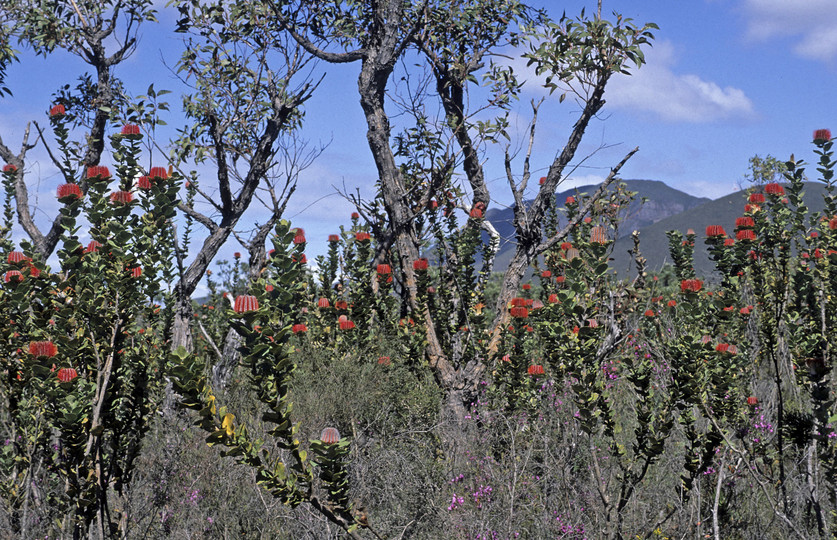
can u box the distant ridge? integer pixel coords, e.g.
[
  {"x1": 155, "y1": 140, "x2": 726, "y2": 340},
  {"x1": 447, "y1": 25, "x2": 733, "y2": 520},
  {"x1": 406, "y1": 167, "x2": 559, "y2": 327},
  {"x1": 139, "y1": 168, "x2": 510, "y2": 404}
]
[
  {"x1": 483, "y1": 179, "x2": 711, "y2": 272},
  {"x1": 610, "y1": 182, "x2": 831, "y2": 278}
]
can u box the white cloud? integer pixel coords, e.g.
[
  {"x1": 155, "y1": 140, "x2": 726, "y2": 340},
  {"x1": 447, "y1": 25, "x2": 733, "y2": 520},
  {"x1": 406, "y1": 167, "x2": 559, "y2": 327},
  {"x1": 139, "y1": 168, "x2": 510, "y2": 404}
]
[
  {"x1": 606, "y1": 41, "x2": 755, "y2": 123},
  {"x1": 744, "y1": 0, "x2": 837, "y2": 61}
]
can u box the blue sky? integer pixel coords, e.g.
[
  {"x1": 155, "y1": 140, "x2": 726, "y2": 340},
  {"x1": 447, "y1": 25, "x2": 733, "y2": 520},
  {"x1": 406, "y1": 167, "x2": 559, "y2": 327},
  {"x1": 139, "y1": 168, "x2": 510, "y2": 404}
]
[{"x1": 3, "y1": 0, "x2": 837, "y2": 277}]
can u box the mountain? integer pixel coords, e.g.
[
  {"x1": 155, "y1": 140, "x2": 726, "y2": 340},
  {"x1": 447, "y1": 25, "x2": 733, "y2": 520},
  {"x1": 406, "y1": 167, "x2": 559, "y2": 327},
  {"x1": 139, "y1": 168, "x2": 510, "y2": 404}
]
[
  {"x1": 483, "y1": 179, "x2": 711, "y2": 272},
  {"x1": 609, "y1": 182, "x2": 832, "y2": 278}
]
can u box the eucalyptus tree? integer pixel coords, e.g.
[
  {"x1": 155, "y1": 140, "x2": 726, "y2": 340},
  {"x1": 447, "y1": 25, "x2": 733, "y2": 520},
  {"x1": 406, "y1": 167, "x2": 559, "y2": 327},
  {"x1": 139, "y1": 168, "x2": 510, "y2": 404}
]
[{"x1": 275, "y1": 0, "x2": 655, "y2": 425}]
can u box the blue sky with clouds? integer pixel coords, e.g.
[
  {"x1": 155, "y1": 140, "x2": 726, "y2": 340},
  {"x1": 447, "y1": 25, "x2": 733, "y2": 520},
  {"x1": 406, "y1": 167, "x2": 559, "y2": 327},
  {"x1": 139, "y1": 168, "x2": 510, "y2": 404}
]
[{"x1": 2, "y1": 0, "x2": 837, "y2": 273}]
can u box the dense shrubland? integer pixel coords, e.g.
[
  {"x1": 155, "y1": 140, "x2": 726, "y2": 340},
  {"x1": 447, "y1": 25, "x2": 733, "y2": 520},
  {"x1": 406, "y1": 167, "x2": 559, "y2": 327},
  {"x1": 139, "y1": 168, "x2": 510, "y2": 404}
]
[{"x1": 1, "y1": 1, "x2": 836, "y2": 539}]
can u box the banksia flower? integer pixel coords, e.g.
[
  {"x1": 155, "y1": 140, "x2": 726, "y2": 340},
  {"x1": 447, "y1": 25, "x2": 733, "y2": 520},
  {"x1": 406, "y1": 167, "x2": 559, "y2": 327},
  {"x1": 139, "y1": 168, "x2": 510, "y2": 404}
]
[
  {"x1": 560, "y1": 242, "x2": 573, "y2": 251},
  {"x1": 829, "y1": 216, "x2": 837, "y2": 230},
  {"x1": 49, "y1": 104, "x2": 66, "y2": 117},
  {"x1": 469, "y1": 207, "x2": 483, "y2": 219},
  {"x1": 4, "y1": 270, "x2": 23, "y2": 283},
  {"x1": 7, "y1": 251, "x2": 27, "y2": 264},
  {"x1": 320, "y1": 427, "x2": 340, "y2": 445},
  {"x1": 351, "y1": 212, "x2": 360, "y2": 219},
  {"x1": 85, "y1": 241, "x2": 102, "y2": 253},
  {"x1": 555, "y1": 275, "x2": 565, "y2": 284},
  {"x1": 747, "y1": 396, "x2": 758, "y2": 407},
  {"x1": 680, "y1": 279, "x2": 703, "y2": 293},
  {"x1": 813, "y1": 129, "x2": 831, "y2": 143},
  {"x1": 706, "y1": 225, "x2": 726, "y2": 237},
  {"x1": 292, "y1": 324, "x2": 307, "y2": 334},
  {"x1": 2, "y1": 164, "x2": 16, "y2": 173},
  {"x1": 527, "y1": 364, "x2": 545, "y2": 376},
  {"x1": 136, "y1": 176, "x2": 153, "y2": 190},
  {"x1": 764, "y1": 183, "x2": 785, "y2": 196},
  {"x1": 590, "y1": 226, "x2": 608, "y2": 244},
  {"x1": 565, "y1": 248, "x2": 579, "y2": 261},
  {"x1": 749, "y1": 193, "x2": 765, "y2": 204},
  {"x1": 57, "y1": 183, "x2": 82, "y2": 202},
  {"x1": 317, "y1": 297, "x2": 330, "y2": 308},
  {"x1": 522, "y1": 283, "x2": 531, "y2": 291},
  {"x1": 233, "y1": 295, "x2": 259, "y2": 313},
  {"x1": 644, "y1": 309, "x2": 655, "y2": 317},
  {"x1": 376, "y1": 264, "x2": 391, "y2": 275},
  {"x1": 129, "y1": 266, "x2": 142, "y2": 278},
  {"x1": 57, "y1": 367, "x2": 78, "y2": 383},
  {"x1": 509, "y1": 306, "x2": 529, "y2": 318},
  {"x1": 293, "y1": 233, "x2": 306, "y2": 245},
  {"x1": 335, "y1": 300, "x2": 348, "y2": 310},
  {"x1": 378, "y1": 356, "x2": 391, "y2": 366},
  {"x1": 148, "y1": 167, "x2": 168, "y2": 179},
  {"x1": 109, "y1": 191, "x2": 133, "y2": 205},
  {"x1": 539, "y1": 176, "x2": 546, "y2": 185},
  {"x1": 120, "y1": 124, "x2": 141, "y2": 138},
  {"x1": 736, "y1": 229, "x2": 756, "y2": 242},
  {"x1": 724, "y1": 238, "x2": 735, "y2": 247},
  {"x1": 339, "y1": 319, "x2": 355, "y2": 330},
  {"x1": 540, "y1": 270, "x2": 552, "y2": 278},
  {"x1": 413, "y1": 258, "x2": 429, "y2": 271},
  {"x1": 355, "y1": 231, "x2": 371, "y2": 242},
  {"x1": 328, "y1": 234, "x2": 340, "y2": 243},
  {"x1": 565, "y1": 196, "x2": 576, "y2": 205},
  {"x1": 735, "y1": 216, "x2": 754, "y2": 229},
  {"x1": 715, "y1": 343, "x2": 731, "y2": 353},
  {"x1": 86, "y1": 166, "x2": 110, "y2": 180},
  {"x1": 547, "y1": 293, "x2": 559, "y2": 304},
  {"x1": 29, "y1": 341, "x2": 57, "y2": 358}
]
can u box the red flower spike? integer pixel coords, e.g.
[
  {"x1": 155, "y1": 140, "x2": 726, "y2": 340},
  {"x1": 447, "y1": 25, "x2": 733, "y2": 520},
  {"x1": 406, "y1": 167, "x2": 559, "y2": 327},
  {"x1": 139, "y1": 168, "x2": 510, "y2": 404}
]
[
  {"x1": 265, "y1": 284, "x2": 274, "y2": 292},
  {"x1": 813, "y1": 129, "x2": 831, "y2": 142},
  {"x1": 120, "y1": 124, "x2": 141, "y2": 137},
  {"x1": 527, "y1": 364, "x2": 545, "y2": 376},
  {"x1": 377, "y1": 264, "x2": 392, "y2": 275},
  {"x1": 7, "y1": 251, "x2": 27, "y2": 264},
  {"x1": 749, "y1": 193, "x2": 765, "y2": 204},
  {"x1": 590, "y1": 226, "x2": 608, "y2": 244},
  {"x1": 540, "y1": 270, "x2": 552, "y2": 278},
  {"x1": 686, "y1": 228, "x2": 695, "y2": 235},
  {"x1": 49, "y1": 104, "x2": 66, "y2": 117},
  {"x1": 510, "y1": 306, "x2": 529, "y2": 318},
  {"x1": 2, "y1": 164, "x2": 16, "y2": 173},
  {"x1": 85, "y1": 241, "x2": 102, "y2": 253},
  {"x1": 317, "y1": 297, "x2": 330, "y2": 308},
  {"x1": 680, "y1": 279, "x2": 703, "y2": 293},
  {"x1": 233, "y1": 295, "x2": 259, "y2": 313},
  {"x1": 667, "y1": 300, "x2": 677, "y2": 307},
  {"x1": 148, "y1": 167, "x2": 168, "y2": 179},
  {"x1": 293, "y1": 234, "x2": 306, "y2": 245},
  {"x1": 560, "y1": 242, "x2": 573, "y2": 251},
  {"x1": 532, "y1": 300, "x2": 544, "y2": 310},
  {"x1": 565, "y1": 248, "x2": 579, "y2": 261},
  {"x1": 355, "y1": 232, "x2": 371, "y2": 242},
  {"x1": 27, "y1": 264, "x2": 41, "y2": 278},
  {"x1": 735, "y1": 216, "x2": 754, "y2": 229},
  {"x1": 547, "y1": 293, "x2": 558, "y2": 304},
  {"x1": 724, "y1": 238, "x2": 735, "y2": 247},
  {"x1": 320, "y1": 427, "x2": 340, "y2": 445},
  {"x1": 746, "y1": 396, "x2": 758, "y2": 407},
  {"x1": 583, "y1": 217, "x2": 592, "y2": 224},
  {"x1": 4, "y1": 270, "x2": 23, "y2": 284},
  {"x1": 339, "y1": 319, "x2": 355, "y2": 330},
  {"x1": 764, "y1": 183, "x2": 785, "y2": 196},
  {"x1": 136, "y1": 176, "x2": 152, "y2": 190},
  {"x1": 130, "y1": 266, "x2": 142, "y2": 278},
  {"x1": 328, "y1": 234, "x2": 340, "y2": 243},
  {"x1": 539, "y1": 176, "x2": 546, "y2": 185},
  {"x1": 233, "y1": 252, "x2": 241, "y2": 259},
  {"x1": 413, "y1": 258, "x2": 429, "y2": 271},
  {"x1": 335, "y1": 300, "x2": 348, "y2": 310},
  {"x1": 57, "y1": 367, "x2": 78, "y2": 383},
  {"x1": 292, "y1": 324, "x2": 307, "y2": 334},
  {"x1": 86, "y1": 165, "x2": 110, "y2": 180},
  {"x1": 555, "y1": 275, "x2": 565, "y2": 284},
  {"x1": 706, "y1": 225, "x2": 726, "y2": 237},
  {"x1": 565, "y1": 196, "x2": 576, "y2": 205},
  {"x1": 469, "y1": 208, "x2": 483, "y2": 219},
  {"x1": 644, "y1": 309, "x2": 655, "y2": 317},
  {"x1": 736, "y1": 229, "x2": 756, "y2": 241},
  {"x1": 351, "y1": 212, "x2": 360, "y2": 219},
  {"x1": 522, "y1": 283, "x2": 531, "y2": 290},
  {"x1": 109, "y1": 191, "x2": 133, "y2": 205},
  {"x1": 829, "y1": 216, "x2": 837, "y2": 230},
  {"x1": 716, "y1": 343, "x2": 730, "y2": 353},
  {"x1": 378, "y1": 356, "x2": 391, "y2": 366},
  {"x1": 29, "y1": 341, "x2": 57, "y2": 358}
]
